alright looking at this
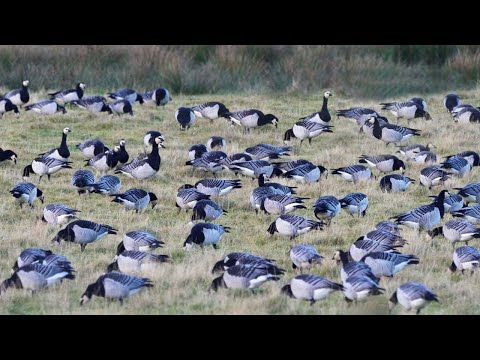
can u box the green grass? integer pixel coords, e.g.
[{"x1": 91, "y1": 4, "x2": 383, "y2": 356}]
[{"x1": 1, "y1": 88, "x2": 480, "y2": 314}]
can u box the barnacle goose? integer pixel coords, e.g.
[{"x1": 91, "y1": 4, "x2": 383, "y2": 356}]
[
  {"x1": 260, "y1": 194, "x2": 308, "y2": 215},
  {"x1": 176, "y1": 187, "x2": 210, "y2": 210},
  {"x1": 331, "y1": 165, "x2": 372, "y2": 183},
  {"x1": 207, "y1": 136, "x2": 226, "y2": 150},
  {"x1": 374, "y1": 221, "x2": 402, "y2": 235},
  {"x1": 342, "y1": 275, "x2": 384, "y2": 302},
  {"x1": 42, "y1": 254, "x2": 72, "y2": 268},
  {"x1": 176, "y1": 107, "x2": 196, "y2": 130},
  {"x1": 361, "y1": 252, "x2": 419, "y2": 278},
  {"x1": 273, "y1": 159, "x2": 311, "y2": 173},
  {"x1": 449, "y1": 245, "x2": 480, "y2": 274},
  {"x1": 440, "y1": 155, "x2": 472, "y2": 177},
  {"x1": 191, "y1": 199, "x2": 225, "y2": 222},
  {"x1": 455, "y1": 182, "x2": 480, "y2": 204},
  {"x1": 358, "y1": 154, "x2": 405, "y2": 173},
  {"x1": 453, "y1": 106, "x2": 480, "y2": 123},
  {"x1": 38, "y1": 127, "x2": 71, "y2": 161},
  {"x1": 349, "y1": 239, "x2": 402, "y2": 262},
  {"x1": 267, "y1": 214, "x2": 324, "y2": 239},
  {"x1": 358, "y1": 230, "x2": 407, "y2": 246},
  {"x1": 76, "y1": 139, "x2": 108, "y2": 159},
  {"x1": 185, "y1": 151, "x2": 227, "y2": 174},
  {"x1": 282, "y1": 274, "x2": 343, "y2": 304},
  {"x1": 419, "y1": 166, "x2": 451, "y2": 189},
  {"x1": 194, "y1": 178, "x2": 242, "y2": 196},
  {"x1": 108, "y1": 88, "x2": 143, "y2": 104},
  {"x1": 108, "y1": 100, "x2": 133, "y2": 116},
  {"x1": 211, "y1": 253, "x2": 281, "y2": 274},
  {"x1": 4, "y1": 80, "x2": 29, "y2": 107},
  {"x1": 151, "y1": 88, "x2": 172, "y2": 106},
  {"x1": 444, "y1": 93, "x2": 461, "y2": 113},
  {"x1": 332, "y1": 250, "x2": 379, "y2": 283},
  {"x1": 0, "y1": 148, "x2": 17, "y2": 164},
  {"x1": 209, "y1": 264, "x2": 280, "y2": 292},
  {"x1": 71, "y1": 96, "x2": 112, "y2": 113},
  {"x1": 42, "y1": 204, "x2": 80, "y2": 226},
  {"x1": 313, "y1": 196, "x2": 341, "y2": 225},
  {"x1": 245, "y1": 144, "x2": 291, "y2": 161},
  {"x1": 111, "y1": 189, "x2": 158, "y2": 213},
  {"x1": 452, "y1": 204, "x2": 480, "y2": 224},
  {"x1": 71, "y1": 169, "x2": 96, "y2": 195},
  {"x1": 396, "y1": 143, "x2": 436, "y2": 160},
  {"x1": 107, "y1": 250, "x2": 170, "y2": 273},
  {"x1": 188, "y1": 144, "x2": 208, "y2": 160},
  {"x1": 413, "y1": 151, "x2": 438, "y2": 165},
  {"x1": 9, "y1": 182, "x2": 44, "y2": 207},
  {"x1": 336, "y1": 107, "x2": 379, "y2": 126},
  {"x1": 389, "y1": 282, "x2": 438, "y2": 315},
  {"x1": 49, "y1": 82, "x2": 86, "y2": 103},
  {"x1": 218, "y1": 152, "x2": 253, "y2": 170},
  {"x1": 25, "y1": 100, "x2": 67, "y2": 114},
  {"x1": 23, "y1": 156, "x2": 72, "y2": 182},
  {"x1": 289, "y1": 245, "x2": 323, "y2": 271},
  {"x1": 144, "y1": 131, "x2": 165, "y2": 147},
  {"x1": 429, "y1": 193, "x2": 463, "y2": 214},
  {"x1": 90, "y1": 175, "x2": 122, "y2": 195},
  {"x1": 11, "y1": 248, "x2": 53, "y2": 273},
  {"x1": 429, "y1": 219, "x2": 480, "y2": 248},
  {"x1": 85, "y1": 145, "x2": 120, "y2": 173},
  {"x1": 183, "y1": 223, "x2": 230, "y2": 250},
  {"x1": 229, "y1": 160, "x2": 282, "y2": 179},
  {"x1": 0, "y1": 98, "x2": 19, "y2": 118},
  {"x1": 258, "y1": 173, "x2": 296, "y2": 195},
  {"x1": 222, "y1": 109, "x2": 279, "y2": 134},
  {"x1": 339, "y1": 192, "x2": 368, "y2": 216},
  {"x1": 445, "y1": 151, "x2": 480, "y2": 168},
  {"x1": 360, "y1": 115, "x2": 389, "y2": 137},
  {"x1": 116, "y1": 139, "x2": 129, "y2": 169},
  {"x1": 192, "y1": 101, "x2": 229, "y2": 121},
  {"x1": 283, "y1": 162, "x2": 328, "y2": 183},
  {"x1": 299, "y1": 91, "x2": 333, "y2": 125},
  {"x1": 380, "y1": 100, "x2": 431, "y2": 122},
  {"x1": 283, "y1": 121, "x2": 333, "y2": 146},
  {"x1": 117, "y1": 231, "x2": 164, "y2": 254},
  {"x1": 379, "y1": 174, "x2": 415, "y2": 192},
  {"x1": 368, "y1": 116, "x2": 421, "y2": 146}
]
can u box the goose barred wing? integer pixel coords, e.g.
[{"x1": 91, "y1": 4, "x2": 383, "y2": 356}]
[
  {"x1": 11, "y1": 182, "x2": 35, "y2": 194},
  {"x1": 126, "y1": 231, "x2": 164, "y2": 246},
  {"x1": 456, "y1": 246, "x2": 480, "y2": 262},
  {"x1": 119, "y1": 189, "x2": 147, "y2": 203},
  {"x1": 291, "y1": 245, "x2": 322, "y2": 263},
  {"x1": 297, "y1": 274, "x2": 342, "y2": 289},
  {"x1": 103, "y1": 272, "x2": 152, "y2": 289},
  {"x1": 227, "y1": 264, "x2": 271, "y2": 280},
  {"x1": 46, "y1": 204, "x2": 78, "y2": 216},
  {"x1": 399, "y1": 282, "x2": 437, "y2": 301},
  {"x1": 284, "y1": 163, "x2": 316, "y2": 176}
]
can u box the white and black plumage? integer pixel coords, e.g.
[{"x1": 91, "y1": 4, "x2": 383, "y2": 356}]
[
  {"x1": 117, "y1": 231, "x2": 164, "y2": 254},
  {"x1": 111, "y1": 189, "x2": 158, "y2": 213},
  {"x1": 0, "y1": 148, "x2": 17, "y2": 164},
  {"x1": 192, "y1": 101, "x2": 229, "y2": 121},
  {"x1": 250, "y1": 187, "x2": 278, "y2": 213},
  {"x1": 331, "y1": 165, "x2": 372, "y2": 183},
  {"x1": 150, "y1": 88, "x2": 172, "y2": 106},
  {"x1": 289, "y1": 245, "x2": 323, "y2": 271},
  {"x1": 176, "y1": 187, "x2": 210, "y2": 211},
  {"x1": 9, "y1": 182, "x2": 44, "y2": 207},
  {"x1": 452, "y1": 106, "x2": 480, "y2": 123},
  {"x1": 349, "y1": 239, "x2": 402, "y2": 262},
  {"x1": 449, "y1": 246, "x2": 480, "y2": 274},
  {"x1": 0, "y1": 98, "x2": 19, "y2": 118},
  {"x1": 374, "y1": 221, "x2": 402, "y2": 235},
  {"x1": 108, "y1": 88, "x2": 143, "y2": 104},
  {"x1": 211, "y1": 252, "x2": 281, "y2": 274},
  {"x1": 194, "y1": 178, "x2": 242, "y2": 196},
  {"x1": 76, "y1": 139, "x2": 108, "y2": 159},
  {"x1": 176, "y1": 107, "x2": 196, "y2": 130},
  {"x1": 273, "y1": 159, "x2": 311, "y2": 173},
  {"x1": 260, "y1": 194, "x2": 308, "y2": 215},
  {"x1": 229, "y1": 160, "x2": 281, "y2": 179},
  {"x1": 452, "y1": 204, "x2": 480, "y2": 224},
  {"x1": 107, "y1": 250, "x2": 170, "y2": 274},
  {"x1": 108, "y1": 100, "x2": 133, "y2": 116},
  {"x1": 379, "y1": 174, "x2": 415, "y2": 192},
  {"x1": 380, "y1": 100, "x2": 431, "y2": 122},
  {"x1": 25, "y1": 100, "x2": 66, "y2": 114},
  {"x1": 209, "y1": 264, "x2": 280, "y2": 292},
  {"x1": 368, "y1": 116, "x2": 421, "y2": 146},
  {"x1": 144, "y1": 131, "x2": 165, "y2": 147},
  {"x1": 52, "y1": 219, "x2": 117, "y2": 252},
  {"x1": 245, "y1": 144, "x2": 291, "y2": 161},
  {"x1": 222, "y1": 109, "x2": 279, "y2": 134},
  {"x1": 396, "y1": 143, "x2": 436, "y2": 160},
  {"x1": 191, "y1": 199, "x2": 225, "y2": 222},
  {"x1": 11, "y1": 248, "x2": 53, "y2": 273},
  {"x1": 282, "y1": 274, "x2": 343, "y2": 305},
  {"x1": 71, "y1": 169, "x2": 96, "y2": 195},
  {"x1": 80, "y1": 272, "x2": 152, "y2": 305},
  {"x1": 444, "y1": 93, "x2": 461, "y2": 113},
  {"x1": 360, "y1": 252, "x2": 419, "y2": 278},
  {"x1": 445, "y1": 151, "x2": 480, "y2": 168},
  {"x1": 313, "y1": 196, "x2": 341, "y2": 224},
  {"x1": 299, "y1": 91, "x2": 333, "y2": 125},
  {"x1": 410, "y1": 97, "x2": 428, "y2": 112},
  {"x1": 429, "y1": 193, "x2": 464, "y2": 214},
  {"x1": 267, "y1": 214, "x2": 324, "y2": 239},
  {"x1": 429, "y1": 219, "x2": 480, "y2": 249},
  {"x1": 419, "y1": 166, "x2": 451, "y2": 189},
  {"x1": 39, "y1": 127, "x2": 71, "y2": 161},
  {"x1": 283, "y1": 121, "x2": 333, "y2": 146},
  {"x1": 440, "y1": 155, "x2": 471, "y2": 178},
  {"x1": 42, "y1": 254, "x2": 72, "y2": 269},
  {"x1": 49, "y1": 82, "x2": 86, "y2": 103},
  {"x1": 185, "y1": 151, "x2": 227, "y2": 174},
  {"x1": 389, "y1": 282, "x2": 438, "y2": 315},
  {"x1": 90, "y1": 175, "x2": 122, "y2": 195},
  {"x1": 358, "y1": 154, "x2": 405, "y2": 173},
  {"x1": 391, "y1": 190, "x2": 449, "y2": 233},
  {"x1": 42, "y1": 204, "x2": 80, "y2": 226},
  {"x1": 183, "y1": 223, "x2": 230, "y2": 250},
  {"x1": 360, "y1": 115, "x2": 389, "y2": 137},
  {"x1": 115, "y1": 139, "x2": 129, "y2": 169},
  {"x1": 71, "y1": 96, "x2": 112, "y2": 113},
  {"x1": 85, "y1": 145, "x2": 120, "y2": 173},
  {"x1": 332, "y1": 250, "x2": 379, "y2": 283},
  {"x1": 216, "y1": 153, "x2": 251, "y2": 170},
  {"x1": 342, "y1": 275, "x2": 384, "y2": 302},
  {"x1": 188, "y1": 144, "x2": 208, "y2": 160},
  {"x1": 336, "y1": 107, "x2": 379, "y2": 126},
  {"x1": 1, "y1": 263, "x2": 75, "y2": 294},
  {"x1": 359, "y1": 230, "x2": 407, "y2": 246},
  {"x1": 413, "y1": 151, "x2": 438, "y2": 165},
  {"x1": 283, "y1": 162, "x2": 328, "y2": 183},
  {"x1": 258, "y1": 173, "x2": 296, "y2": 195},
  {"x1": 455, "y1": 182, "x2": 480, "y2": 204},
  {"x1": 4, "y1": 80, "x2": 29, "y2": 107},
  {"x1": 339, "y1": 192, "x2": 368, "y2": 217},
  {"x1": 23, "y1": 156, "x2": 72, "y2": 182},
  {"x1": 115, "y1": 137, "x2": 163, "y2": 181}
]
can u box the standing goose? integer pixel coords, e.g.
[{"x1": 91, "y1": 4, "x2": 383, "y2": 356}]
[
  {"x1": 222, "y1": 109, "x2": 279, "y2": 134},
  {"x1": 0, "y1": 148, "x2": 17, "y2": 164},
  {"x1": 429, "y1": 193, "x2": 463, "y2": 214},
  {"x1": 117, "y1": 231, "x2": 164, "y2": 254},
  {"x1": 192, "y1": 101, "x2": 230, "y2": 121},
  {"x1": 289, "y1": 245, "x2": 323, "y2": 271},
  {"x1": 108, "y1": 88, "x2": 143, "y2": 104},
  {"x1": 336, "y1": 107, "x2": 379, "y2": 126},
  {"x1": 380, "y1": 100, "x2": 431, "y2": 122},
  {"x1": 455, "y1": 182, "x2": 480, "y2": 204},
  {"x1": 90, "y1": 175, "x2": 122, "y2": 195},
  {"x1": 368, "y1": 116, "x2": 421, "y2": 146},
  {"x1": 342, "y1": 275, "x2": 384, "y2": 302},
  {"x1": 71, "y1": 169, "x2": 95, "y2": 195},
  {"x1": 332, "y1": 250, "x2": 379, "y2": 283},
  {"x1": 9, "y1": 182, "x2": 44, "y2": 207},
  {"x1": 42, "y1": 204, "x2": 80, "y2": 226},
  {"x1": 419, "y1": 166, "x2": 451, "y2": 189},
  {"x1": 108, "y1": 100, "x2": 134, "y2": 116},
  {"x1": 183, "y1": 223, "x2": 230, "y2": 250},
  {"x1": 11, "y1": 248, "x2": 53, "y2": 273},
  {"x1": 389, "y1": 282, "x2": 438, "y2": 315},
  {"x1": 176, "y1": 107, "x2": 196, "y2": 130},
  {"x1": 299, "y1": 91, "x2": 333, "y2": 125},
  {"x1": 331, "y1": 165, "x2": 372, "y2": 183},
  {"x1": 115, "y1": 136, "x2": 163, "y2": 181},
  {"x1": 76, "y1": 139, "x2": 108, "y2": 159},
  {"x1": 281, "y1": 274, "x2": 343, "y2": 305},
  {"x1": 380, "y1": 174, "x2": 415, "y2": 192},
  {"x1": 0, "y1": 98, "x2": 19, "y2": 118},
  {"x1": 110, "y1": 189, "x2": 158, "y2": 213},
  {"x1": 260, "y1": 194, "x2": 308, "y2": 215},
  {"x1": 107, "y1": 250, "x2": 170, "y2": 274},
  {"x1": 188, "y1": 144, "x2": 208, "y2": 160},
  {"x1": 191, "y1": 199, "x2": 225, "y2": 222},
  {"x1": 349, "y1": 239, "x2": 402, "y2": 262},
  {"x1": 413, "y1": 151, "x2": 438, "y2": 165},
  {"x1": 229, "y1": 160, "x2": 281, "y2": 179},
  {"x1": 185, "y1": 151, "x2": 227, "y2": 174},
  {"x1": 444, "y1": 93, "x2": 461, "y2": 113},
  {"x1": 39, "y1": 127, "x2": 71, "y2": 161},
  {"x1": 52, "y1": 219, "x2": 117, "y2": 252},
  {"x1": 209, "y1": 264, "x2": 281, "y2": 292},
  {"x1": 267, "y1": 214, "x2": 325, "y2": 239},
  {"x1": 358, "y1": 154, "x2": 405, "y2": 174},
  {"x1": 49, "y1": 82, "x2": 86, "y2": 103},
  {"x1": 339, "y1": 192, "x2": 369, "y2": 216},
  {"x1": 71, "y1": 96, "x2": 112, "y2": 113},
  {"x1": 80, "y1": 272, "x2": 152, "y2": 305},
  {"x1": 283, "y1": 162, "x2": 328, "y2": 183},
  {"x1": 452, "y1": 204, "x2": 480, "y2": 224},
  {"x1": 313, "y1": 196, "x2": 341, "y2": 225},
  {"x1": 258, "y1": 173, "x2": 296, "y2": 195},
  {"x1": 144, "y1": 131, "x2": 165, "y2": 147},
  {"x1": 23, "y1": 156, "x2": 72, "y2": 182},
  {"x1": 211, "y1": 252, "x2": 279, "y2": 273},
  {"x1": 85, "y1": 145, "x2": 120, "y2": 174},
  {"x1": 440, "y1": 155, "x2": 471, "y2": 178},
  {"x1": 4, "y1": 80, "x2": 29, "y2": 107},
  {"x1": 429, "y1": 219, "x2": 480, "y2": 249},
  {"x1": 194, "y1": 178, "x2": 242, "y2": 196},
  {"x1": 396, "y1": 143, "x2": 436, "y2": 160},
  {"x1": 25, "y1": 100, "x2": 67, "y2": 114},
  {"x1": 449, "y1": 245, "x2": 480, "y2": 274},
  {"x1": 176, "y1": 187, "x2": 211, "y2": 211},
  {"x1": 283, "y1": 121, "x2": 333, "y2": 146},
  {"x1": 360, "y1": 252, "x2": 419, "y2": 278}
]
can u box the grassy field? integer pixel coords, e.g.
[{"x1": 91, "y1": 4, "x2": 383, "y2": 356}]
[{"x1": 1, "y1": 88, "x2": 480, "y2": 315}]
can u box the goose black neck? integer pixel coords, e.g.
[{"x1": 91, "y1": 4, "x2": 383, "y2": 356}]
[
  {"x1": 148, "y1": 141, "x2": 161, "y2": 170},
  {"x1": 77, "y1": 85, "x2": 84, "y2": 98},
  {"x1": 59, "y1": 132, "x2": 70, "y2": 158},
  {"x1": 436, "y1": 190, "x2": 448, "y2": 218},
  {"x1": 372, "y1": 118, "x2": 382, "y2": 139},
  {"x1": 322, "y1": 96, "x2": 328, "y2": 110},
  {"x1": 339, "y1": 250, "x2": 351, "y2": 265}
]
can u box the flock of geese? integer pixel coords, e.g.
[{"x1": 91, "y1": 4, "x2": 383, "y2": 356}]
[{"x1": 0, "y1": 79, "x2": 479, "y2": 314}]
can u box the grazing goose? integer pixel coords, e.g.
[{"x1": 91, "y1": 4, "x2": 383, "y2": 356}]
[
  {"x1": 359, "y1": 230, "x2": 407, "y2": 246},
  {"x1": 440, "y1": 155, "x2": 471, "y2": 177},
  {"x1": 107, "y1": 250, "x2": 170, "y2": 273},
  {"x1": 368, "y1": 116, "x2": 421, "y2": 146},
  {"x1": 222, "y1": 109, "x2": 279, "y2": 134},
  {"x1": 0, "y1": 148, "x2": 17, "y2": 164},
  {"x1": 445, "y1": 151, "x2": 480, "y2": 168},
  {"x1": 150, "y1": 88, "x2": 172, "y2": 106},
  {"x1": 71, "y1": 96, "x2": 112, "y2": 113},
  {"x1": 389, "y1": 282, "x2": 438, "y2": 315},
  {"x1": 188, "y1": 144, "x2": 208, "y2": 160},
  {"x1": 144, "y1": 131, "x2": 165, "y2": 147},
  {"x1": 111, "y1": 189, "x2": 158, "y2": 213},
  {"x1": 23, "y1": 156, "x2": 72, "y2": 182},
  {"x1": 185, "y1": 151, "x2": 227, "y2": 174},
  {"x1": 410, "y1": 97, "x2": 428, "y2": 112},
  {"x1": 452, "y1": 204, "x2": 480, "y2": 224},
  {"x1": 331, "y1": 165, "x2": 372, "y2": 183},
  {"x1": 80, "y1": 272, "x2": 152, "y2": 305},
  {"x1": 115, "y1": 136, "x2": 163, "y2": 181},
  {"x1": 209, "y1": 264, "x2": 280, "y2": 292},
  {"x1": 267, "y1": 214, "x2": 324, "y2": 239},
  {"x1": 342, "y1": 275, "x2": 384, "y2": 302},
  {"x1": 25, "y1": 100, "x2": 66, "y2": 114},
  {"x1": 183, "y1": 223, "x2": 229, "y2": 250},
  {"x1": 42, "y1": 254, "x2": 72, "y2": 268},
  {"x1": 176, "y1": 107, "x2": 196, "y2": 130},
  {"x1": 250, "y1": 187, "x2": 278, "y2": 213},
  {"x1": 260, "y1": 194, "x2": 308, "y2": 215},
  {"x1": 11, "y1": 248, "x2": 53, "y2": 273},
  {"x1": 1, "y1": 263, "x2": 75, "y2": 294},
  {"x1": 339, "y1": 193, "x2": 368, "y2": 217},
  {"x1": 49, "y1": 82, "x2": 86, "y2": 103},
  {"x1": 413, "y1": 151, "x2": 438, "y2": 165},
  {"x1": 4, "y1": 80, "x2": 29, "y2": 107},
  {"x1": 449, "y1": 245, "x2": 480, "y2": 274},
  {"x1": 117, "y1": 231, "x2": 164, "y2": 254},
  {"x1": 116, "y1": 139, "x2": 129, "y2": 169},
  {"x1": 313, "y1": 196, "x2": 341, "y2": 225},
  {"x1": 211, "y1": 253, "x2": 280, "y2": 273},
  {"x1": 85, "y1": 146, "x2": 120, "y2": 173},
  {"x1": 380, "y1": 100, "x2": 431, "y2": 122},
  {"x1": 359, "y1": 154, "x2": 405, "y2": 173},
  {"x1": 429, "y1": 193, "x2": 463, "y2": 214},
  {"x1": 245, "y1": 144, "x2": 290, "y2": 160},
  {"x1": 396, "y1": 143, "x2": 436, "y2": 160},
  {"x1": 273, "y1": 159, "x2": 311, "y2": 173},
  {"x1": 455, "y1": 182, "x2": 480, "y2": 204},
  {"x1": 282, "y1": 274, "x2": 343, "y2": 304},
  {"x1": 176, "y1": 187, "x2": 210, "y2": 211},
  {"x1": 191, "y1": 199, "x2": 225, "y2": 222},
  {"x1": 360, "y1": 252, "x2": 419, "y2": 278},
  {"x1": 289, "y1": 245, "x2": 323, "y2": 271},
  {"x1": 0, "y1": 98, "x2": 19, "y2": 118},
  {"x1": 283, "y1": 121, "x2": 333, "y2": 146},
  {"x1": 230, "y1": 160, "x2": 281, "y2": 179},
  {"x1": 332, "y1": 250, "x2": 379, "y2": 283},
  {"x1": 374, "y1": 221, "x2": 402, "y2": 235},
  {"x1": 299, "y1": 91, "x2": 333, "y2": 125},
  {"x1": 71, "y1": 169, "x2": 95, "y2": 195},
  {"x1": 336, "y1": 107, "x2": 379, "y2": 126},
  {"x1": 194, "y1": 178, "x2": 242, "y2": 196},
  {"x1": 108, "y1": 88, "x2": 143, "y2": 104},
  {"x1": 258, "y1": 173, "x2": 296, "y2": 195},
  {"x1": 9, "y1": 182, "x2": 44, "y2": 207},
  {"x1": 192, "y1": 101, "x2": 229, "y2": 121},
  {"x1": 419, "y1": 166, "x2": 451, "y2": 189},
  {"x1": 42, "y1": 204, "x2": 80, "y2": 226},
  {"x1": 76, "y1": 139, "x2": 108, "y2": 159},
  {"x1": 218, "y1": 152, "x2": 253, "y2": 170},
  {"x1": 453, "y1": 106, "x2": 480, "y2": 123},
  {"x1": 108, "y1": 100, "x2": 133, "y2": 116},
  {"x1": 429, "y1": 219, "x2": 480, "y2": 248},
  {"x1": 380, "y1": 174, "x2": 415, "y2": 192},
  {"x1": 283, "y1": 162, "x2": 328, "y2": 183},
  {"x1": 349, "y1": 239, "x2": 402, "y2": 262},
  {"x1": 90, "y1": 175, "x2": 122, "y2": 195},
  {"x1": 52, "y1": 220, "x2": 117, "y2": 252},
  {"x1": 444, "y1": 93, "x2": 461, "y2": 113},
  {"x1": 391, "y1": 190, "x2": 449, "y2": 233},
  {"x1": 39, "y1": 127, "x2": 71, "y2": 161}
]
